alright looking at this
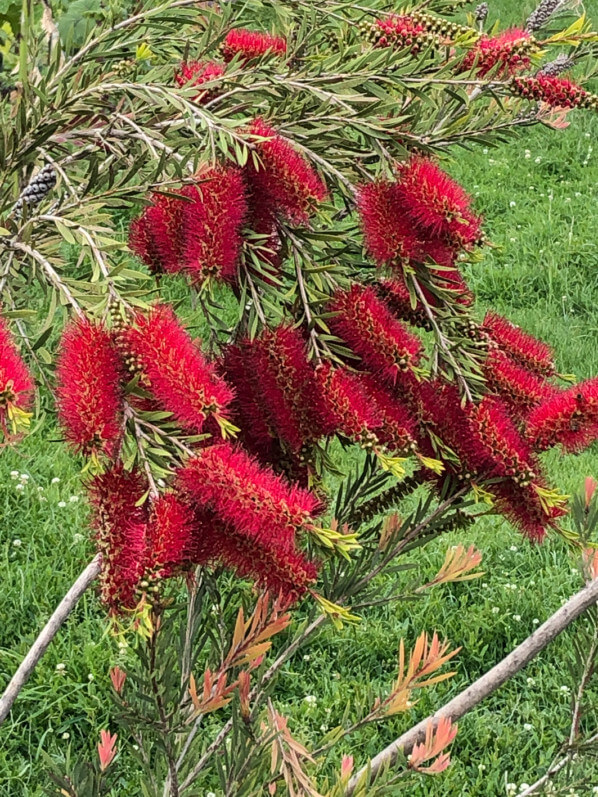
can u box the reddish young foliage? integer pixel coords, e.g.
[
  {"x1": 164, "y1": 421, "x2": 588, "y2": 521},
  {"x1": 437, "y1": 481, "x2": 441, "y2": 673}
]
[
  {"x1": 316, "y1": 363, "x2": 380, "y2": 442},
  {"x1": 56, "y1": 318, "x2": 124, "y2": 457},
  {"x1": 177, "y1": 442, "x2": 320, "y2": 551},
  {"x1": 174, "y1": 60, "x2": 225, "y2": 102},
  {"x1": 482, "y1": 311, "x2": 555, "y2": 377},
  {"x1": 511, "y1": 74, "x2": 598, "y2": 110},
  {"x1": 328, "y1": 284, "x2": 423, "y2": 383},
  {"x1": 0, "y1": 314, "x2": 34, "y2": 430},
  {"x1": 119, "y1": 305, "x2": 233, "y2": 434},
  {"x1": 396, "y1": 156, "x2": 482, "y2": 248},
  {"x1": 484, "y1": 350, "x2": 556, "y2": 419},
  {"x1": 246, "y1": 118, "x2": 328, "y2": 225},
  {"x1": 221, "y1": 29, "x2": 287, "y2": 62},
  {"x1": 526, "y1": 377, "x2": 598, "y2": 453},
  {"x1": 461, "y1": 28, "x2": 534, "y2": 77},
  {"x1": 147, "y1": 493, "x2": 197, "y2": 577},
  {"x1": 88, "y1": 466, "x2": 148, "y2": 610}
]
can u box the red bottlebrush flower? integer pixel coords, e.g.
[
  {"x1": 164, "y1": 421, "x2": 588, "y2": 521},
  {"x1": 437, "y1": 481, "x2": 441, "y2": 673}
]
[
  {"x1": 511, "y1": 74, "x2": 597, "y2": 110},
  {"x1": 482, "y1": 311, "x2": 555, "y2": 377},
  {"x1": 214, "y1": 528, "x2": 318, "y2": 605},
  {"x1": 372, "y1": 15, "x2": 435, "y2": 52},
  {"x1": 491, "y1": 478, "x2": 566, "y2": 542},
  {"x1": 461, "y1": 28, "x2": 535, "y2": 77},
  {"x1": 246, "y1": 118, "x2": 328, "y2": 225},
  {"x1": 147, "y1": 493, "x2": 196, "y2": 577},
  {"x1": 469, "y1": 396, "x2": 537, "y2": 483},
  {"x1": 249, "y1": 325, "x2": 334, "y2": 452},
  {"x1": 129, "y1": 166, "x2": 247, "y2": 285},
  {"x1": 247, "y1": 211, "x2": 284, "y2": 276},
  {"x1": 396, "y1": 157, "x2": 482, "y2": 249},
  {"x1": 221, "y1": 29, "x2": 287, "y2": 62},
  {"x1": 526, "y1": 377, "x2": 598, "y2": 453},
  {"x1": 56, "y1": 318, "x2": 124, "y2": 458},
  {"x1": 0, "y1": 314, "x2": 34, "y2": 433},
  {"x1": 129, "y1": 195, "x2": 185, "y2": 275},
  {"x1": 88, "y1": 466, "x2": 148, "y2": 610},
  {"x1": 358, "y1": 373, "x2": 418, "y2": 454},
  {"x1": 356, "y1": 180, "x2": 421, "y2": 267},
  {"x1": 376, "y1": 277, "x2": 432, "y2": 329},
  {"x1": 174, "y1": 60, "x2": 225, "y2": 102},
  {"x1": 177, "y1": 442, "x2": 321, "y2": 550},
  {"x1": 328, "y1": 284, "x2": 423, "y2": 383},
  {"x1": 316, "y1": 363, "x2": 380, "y2": 443},
  {"x1": 484, "y1": 350, "x2": 556, "y2": 419},
  {"x1": 178, "y1": 165, "x2": 247, "y2": 284},
  {"x1": 119, "y1": 304, "x2": 233, "y2": 435}
]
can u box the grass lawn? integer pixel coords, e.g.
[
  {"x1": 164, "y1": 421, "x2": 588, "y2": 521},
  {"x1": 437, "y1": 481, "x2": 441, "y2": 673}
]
[{"x1": 1, "y1": 1, "x2": 598, "y2": 794}]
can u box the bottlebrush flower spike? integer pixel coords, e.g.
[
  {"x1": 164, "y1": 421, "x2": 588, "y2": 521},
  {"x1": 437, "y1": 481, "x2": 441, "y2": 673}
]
[
  {"x1": 221, "y1": 29, "x2": 287, "y2": 62},
  {"x1": 358, "y1": 373, "x2": 418, "y2": 455},
  {"x1": 470, "y1": 396, "x2": 537, "y2": 483},
  {"x1": 87, "y1": 466, "x2": 148, "y2": 611},
  {"x1": 147, "y1": 493, "x2": 196, "y2": 577},
  {"x1": 248, "y1": 325, "x2": 334, "y2": 452},
  {"x1": 511, "y1": 74, "x2": 598, "y2": 110},
  {"x1": 526, "y1": 377, "x2": 598, "y2": 453},
  {"x1": 178, "y1": 165, "x2": 247, "y2": 284},
  {"x1": 0, "y1": 314, "x2": 34, "y2": 435},
  {"x1": 396, "y1": 156, "x2": 483, "y2": 248},
  {"x1": 372, "y1": 15, "x2": 438, "y2": 53},
  {"x1": 484, "y1": 349, "x2": 556, "y2": 419},
  {"x1": 316, "y1": 363, "x2": 380, "y2": 444},
  {"x1": 482, "y1": 311, "x2": 555, "y2": 377},
  {"x1": 376, "y1": 277, "x2": 432, "y2": 329},
  {"x1": 246, "y1": 118, "x2": 328, "y2": 225},
  {"x1": 177, "y1": 442, "x2": 321, "y2": 551},
  {"x1": 129, "y1": 194, "x2": 185, "y2": 275},
  {"x1": 356, "y1": 180, "x2": 421, "y2": 266},
  {"x1": 328, "y1": 284, "x2": 423, "y2": 383},
  {"x1": 174, "y1": 60, "x2": 225, "y2": 102},
  {"x1": 461, "y1": 28, "x2": 536, "y2": 77},
  {"x1": 56, "y1": 318, "x2": 124, "y2": 458},
  {"x1": 98, "y1": 730, "x2": 118, "y2": 773},
  {"x1": 119, "y1": 304, "x2": 233, "y2": 435},
  {"x1": 491, "y1": 478, "x2": 567, "y2": 541}
]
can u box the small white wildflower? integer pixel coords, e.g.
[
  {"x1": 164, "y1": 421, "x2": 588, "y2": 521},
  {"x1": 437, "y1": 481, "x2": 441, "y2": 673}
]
[
  {"x1": 333, "y1": 672, "x2": 340, "y2": 680},
  {"x1": 492, "y1": 607, "x2": 500, "y2": 614},
  {"x1": 510, "y1": 546, "x2": 518, "y2": 552},
  {"x1": 585, "y1": 132, "x2": 591, "y2": 138},
  {"x1": 523, "y1": 723, "x2": 532, "y2": 731},
  {"x1": 509, "y1": 237, "x2": 516, "y2": 243},
  {"x1": 320, "y1": 724, "x2": 328, "y2": 733},
  {"x1": 532, "y1": 619, "x2": 540, "y2": 625},
  {"x1": 51, "y1": 477, "x2": 60, "y2": 484},
  {"x1": 15, "y1": 483, "x2": 25, "y2": 491},
  {"x1": 325, "y1": 707, "x2": 331, "y2": 714},
  {"x1": 10, "y1": 470, "x2": 19, "y2": 479},
  {"x1": 55, "y1": 663, "x2": 66, "y2": 672},
  {"x1": 513, "y1": 615, "x2": 521, "y2": 622},
  {"x1": 304, "y1": 695, "x2": 317, "y2": 706},
  {"x1": 488, "y1": 158, "x2": 495, "y2": 165},
  {"x1": 592, "y1": 787, "x2": 598, "y2": 794},
  {"x1": 527, "y1": 677, "x2": 535, "y2": 686},
  {"x1": 61, "y1": 732, "x2": 70, "y2": 740},
  {"x1": 37, "y1": 486, "x2": 44, "y2": 492},
  {"x1": 506, "y1": 785, "x2": 517, "y2": 796},
  {"x1": 12, "y1": 539, "x2": 22, "y2": 547},
  {"x1": 483, "y1": 148, "x2": 489, "y2": 154},
  {"x1": 535, "y1": 156, "x2": 542, "y2": 163},
  {"x1": 69, "y1": 495, "x2": 79, "y2": 503},
  {"x1": 560, "y1": 685, "x2": 570, "y2": 693},
  {"x1": 72, "y1": 533, "x2": 84, "y2": 543},
  {"x1": 478, "y1": 763, "x2": 486, "y2": 771},
  {"x1": 133, "y1": 744, "x2": 140, "y2": 751},
  {"x1": 88, "y1": 673, "x2": 94, "y2": 682},
  {"x1": 20, "y1": 473, "x2": 30, "y2": 482},
  {"x1": 565, "y1": 197, "x2": 571, "y2": 203},
  {"x1": 575, "y1": 191, "x2": 581, "y2": 197},
  {"x1": 529, "y1": 580, "x2": 535, "y2": 586},
  {"x1": 482, "y1": 582, "x2": 488, "y2": 588},
  {"x1": 524, "y1": 150, "x2": 531, "y2": 159},
  {"x1": 303, "y1": 654, "x2": 311, "y2": 661},
  {"x1": 509, "y1": 201, "x2": 516, "y2": 208},
  {"x1": 57, "y1": 501, "x2": 66, "y2": 508}
]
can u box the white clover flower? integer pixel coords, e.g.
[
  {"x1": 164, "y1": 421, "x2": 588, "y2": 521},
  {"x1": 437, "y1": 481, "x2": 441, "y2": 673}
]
[
  {"x1": 523, "y1": 723, "x2": 532, "y2": 731},
  {"x1": 509, "y1": 201, "x2": 516, "y2": 208},
  {"x1": 304, "y1": 695, "x2": 317, "y2": 706},
  {"x1": 532, "y1": 619, "x2": 540, "y2": 625},
  {"x1": 509, "y1": 546, "x2": 518, "y2": 552},
  {"x1": 57, "y1": 501, "x2": 66, "y2": 508},
  {"x1": 535, "y1": 156, "x2": 542, "y2": 163},
  {"x1": 524, "y1": 150, "x2": 531, "y2": 159},
  {"x1": 506, "y1": 784, "x2": 517, "y2": 796},
  {"x1": 37, "y1": 486, "x2": 44, "y2": 492},
  {"x1": 88, "y1": 673, "x2": 94, "y2": 681},
  {"x1": 529, "y1": 580, "x2": 535, "y2": 586},
  {"x1": 478, "y1": 763, "x2": 486, "y2": 771},
  {"x1": 526, "y1": 677, "x2": 535, "y2": 686},
  {"x1": 12, "y1": 539, "x2": 22, "y2": 547},
  {"x1": 61, "y1": 732, "x2": 70, "y2": 740},
  {"x1": 303, "y1": 654, "x2": 311, "y2": 661},
  {"x1": 320, "y1": 724, "x2": 328, "y2": 733},
  {"x1": 513, "y1": 615, "x2": 521, "y2": 622},
  {"x1": 20, "y1": 473, "x2": 30, "y2": 482},
  {"x1": 55, "y1": 663, "x2": 66, "y2": 672},
  {"x1": 69, "y1": 495, "x2": 79, "y2": 503},
  {"x1": 15, "y1": 483, "x2": 24, "y2": 491},
  {"x1": 560, "y1": 685, "x2": 570, "y2": 693},
  {"x1": 10, "y1": 470, "x2": 19, "y2": 479},
  {"x1": 51, "y1": 477, "x2": 60, "y2": 484},
  {"x1": 73, "y1": 533, "x2": 84, "y2": 543},
  {"x1": 492, "y1": 607, "x2": 500, "y2": 614}
]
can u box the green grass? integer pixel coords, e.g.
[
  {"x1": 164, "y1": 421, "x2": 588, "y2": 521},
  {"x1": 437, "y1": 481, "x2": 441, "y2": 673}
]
[{"x1": 2, "y1": 2, "x2": 598, "y2": 795}]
